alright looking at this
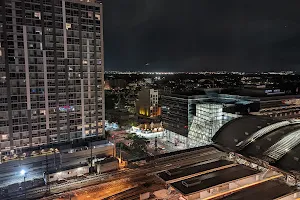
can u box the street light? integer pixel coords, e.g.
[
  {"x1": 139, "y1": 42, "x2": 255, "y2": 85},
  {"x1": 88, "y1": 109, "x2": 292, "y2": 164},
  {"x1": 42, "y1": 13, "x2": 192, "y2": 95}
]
[
  {"x1": 20, "y1": 169, "x2": 27, "y2": 199},
  {"x1": 20, "y1": 169, "x2": 26, "y2": 176}
]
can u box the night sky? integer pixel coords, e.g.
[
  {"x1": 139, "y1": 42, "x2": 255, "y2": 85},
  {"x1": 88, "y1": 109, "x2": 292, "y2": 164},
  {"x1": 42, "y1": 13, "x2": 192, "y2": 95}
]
[{"x1": 102, "y1": 0, "x2": 300, "y2": 72}]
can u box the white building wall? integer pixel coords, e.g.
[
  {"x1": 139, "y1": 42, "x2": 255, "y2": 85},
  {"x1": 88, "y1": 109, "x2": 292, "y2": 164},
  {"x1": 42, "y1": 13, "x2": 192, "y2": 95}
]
[
  {"x1": 188, "y1": 104, "x2": 230, "y2": 147},
  {"x1": 164, "y1": 103, "x2": 240, "y2": 148}
]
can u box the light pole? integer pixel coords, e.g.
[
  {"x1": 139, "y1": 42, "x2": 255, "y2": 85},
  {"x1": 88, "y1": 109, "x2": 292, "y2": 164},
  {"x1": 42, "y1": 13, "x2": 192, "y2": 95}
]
[
  {"x1": 90, "y1": 141, "x2": 93, "y2": 173},
  {"x1": 20, "y1": 169, "x2": 27, "y2": 199},
  {"x1": 112, "y1": 135, "x2": 116, "y2": 157}
]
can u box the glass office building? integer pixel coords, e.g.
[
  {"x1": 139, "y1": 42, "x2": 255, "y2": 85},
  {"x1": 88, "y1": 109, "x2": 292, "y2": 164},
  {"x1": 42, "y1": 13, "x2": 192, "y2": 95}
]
[
  {"x1": 162, "y1": 92, "x2": 257, "y2": 147},
  {"x1": 188, "y1": 103, "x2": 240, "y2": 147}
]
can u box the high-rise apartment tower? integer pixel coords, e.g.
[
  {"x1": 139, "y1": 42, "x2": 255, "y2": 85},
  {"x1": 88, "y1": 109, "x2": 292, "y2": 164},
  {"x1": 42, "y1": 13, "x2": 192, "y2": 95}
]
[{"x1": 0, "y1": 0, "x2": 105, "y2": 154}]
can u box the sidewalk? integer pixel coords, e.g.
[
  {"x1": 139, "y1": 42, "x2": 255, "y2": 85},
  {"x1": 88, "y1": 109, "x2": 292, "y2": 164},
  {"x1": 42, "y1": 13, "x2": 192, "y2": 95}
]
[{"x1": 157, "y1": 138, "x2": 186, "y2": 152}]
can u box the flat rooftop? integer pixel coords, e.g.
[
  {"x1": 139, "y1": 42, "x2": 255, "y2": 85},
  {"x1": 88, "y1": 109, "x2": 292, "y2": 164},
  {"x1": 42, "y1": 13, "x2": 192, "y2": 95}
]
[
  {"x1": 158, "y1": 160, "x2": 233, "y2": 183},
  {"x1": 161, "y1": 91, "x2": 206, "y2": 99},
  {"x1": 260, "y1": 94, "x2": 300, "y2": 101},
  {"x1": 171, "y1": 165, "x2": 258, "y2": 195},
  {"x1": 223, "y1": 180, "x2": 295, "y2": 200}
]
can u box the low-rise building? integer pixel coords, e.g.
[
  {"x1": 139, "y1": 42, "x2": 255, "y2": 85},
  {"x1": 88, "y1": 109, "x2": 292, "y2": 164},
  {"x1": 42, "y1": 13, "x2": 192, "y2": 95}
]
[{"x1": 136, "y1": 88, "x2": 161, "y2": 118}]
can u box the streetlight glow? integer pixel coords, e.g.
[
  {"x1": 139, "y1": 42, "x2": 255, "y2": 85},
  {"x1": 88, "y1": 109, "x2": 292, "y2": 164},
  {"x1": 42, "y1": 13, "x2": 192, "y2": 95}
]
[{"x1": 20, "y1": 169, "x2": 26, "y2": 176}]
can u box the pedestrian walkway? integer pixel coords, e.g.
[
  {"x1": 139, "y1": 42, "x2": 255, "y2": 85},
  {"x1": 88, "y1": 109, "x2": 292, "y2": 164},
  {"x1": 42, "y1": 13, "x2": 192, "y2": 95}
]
[{"x1": 158, "y1": 138, "x2": 186, "y2": 152}]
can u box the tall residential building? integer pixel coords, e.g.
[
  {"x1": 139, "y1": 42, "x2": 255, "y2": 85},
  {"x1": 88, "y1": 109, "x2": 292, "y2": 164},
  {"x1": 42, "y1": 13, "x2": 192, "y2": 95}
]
[
  {"x1": 0, "y1": 0, "x2": 105, "y2": 154},
  {"x1": 136, "y1": 87, "x2": 161, "y2": 118}
]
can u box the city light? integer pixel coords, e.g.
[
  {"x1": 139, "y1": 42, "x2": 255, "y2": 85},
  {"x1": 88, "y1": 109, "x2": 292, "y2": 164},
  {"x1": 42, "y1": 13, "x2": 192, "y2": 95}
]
[
  {"x1": 20, "y1": 169, "x2": 26, "y2": 176},
  {"x1": 1, "y1": 0, "x2": 300, "y2": 199}
]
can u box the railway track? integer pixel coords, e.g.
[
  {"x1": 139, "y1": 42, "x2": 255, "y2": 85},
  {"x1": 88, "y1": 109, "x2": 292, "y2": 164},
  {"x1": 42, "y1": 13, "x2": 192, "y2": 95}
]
[{"x1": 3, "y1": 147, "x2": 222, "y2": 199}]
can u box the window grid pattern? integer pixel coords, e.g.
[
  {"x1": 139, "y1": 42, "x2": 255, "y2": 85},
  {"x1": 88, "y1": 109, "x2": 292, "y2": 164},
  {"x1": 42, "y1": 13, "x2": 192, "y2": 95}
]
[
  {"x1": 188, "y1": 104, "x2": 239, "y2": 147},
  {"x1": 0, "y1": 0, "x2": 104, "y2": 152}
]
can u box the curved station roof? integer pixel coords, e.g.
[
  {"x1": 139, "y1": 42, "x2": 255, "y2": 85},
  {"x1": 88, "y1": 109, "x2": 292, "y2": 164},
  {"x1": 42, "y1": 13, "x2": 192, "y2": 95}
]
[{"x1": 212, "y1": 116, "x2": 300, "y2": 173}]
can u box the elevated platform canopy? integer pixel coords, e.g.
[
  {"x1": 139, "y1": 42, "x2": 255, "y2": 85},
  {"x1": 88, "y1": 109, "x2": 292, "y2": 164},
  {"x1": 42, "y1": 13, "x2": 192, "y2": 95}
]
[{"x1": 212, "y1": 116, "x2": 300, "y2": 173}]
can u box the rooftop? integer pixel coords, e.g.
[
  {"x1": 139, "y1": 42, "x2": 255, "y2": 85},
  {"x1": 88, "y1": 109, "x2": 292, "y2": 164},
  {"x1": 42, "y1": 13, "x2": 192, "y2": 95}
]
[
  {"x1": 158, "y1": 160, "x2": 233, "y2": 183},
  {"x1": 47, "y1": 163, "x2": 89, "y2": 174},
  {"x1": 213, "y1": 116, "x2": 280, "y2": 151},
  {"x1": 171, "y1": 165, "x2": 257, "y2": 195},
  {"x1": 95, "y1": 157, "x2": 118, "y2": 164},
  {"x1": 259, "y1": 94, "x2": 300, "y2": 101},
  {"x1": 223, "y1": 180, "x2": 296, "y2": 200},
  {"x1": 213, "y1": 116, "x2": 300, "y2": 173}
]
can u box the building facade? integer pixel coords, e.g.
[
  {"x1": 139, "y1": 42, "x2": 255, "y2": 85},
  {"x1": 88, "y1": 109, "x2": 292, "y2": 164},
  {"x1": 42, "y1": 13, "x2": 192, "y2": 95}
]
[
  {"x1": 161, "y1": 92, "x2": 257, "y2": 147},
  {"x1": 0, "y1": 0, "x2": 104, "y2": 154},
  {"x1": 136, "y1": 88, "x2": 161, "y2": 118},
  {"x1": 161, "y1": 93, "x2": 208, "y2": 140},
  {"x1": 188, "y1": 103, "x2": 240, "y2": 147}
]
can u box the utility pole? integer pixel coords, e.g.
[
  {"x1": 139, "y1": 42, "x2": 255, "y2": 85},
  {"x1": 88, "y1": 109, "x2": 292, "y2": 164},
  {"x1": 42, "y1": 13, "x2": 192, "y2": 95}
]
[
  {"x1": 46, "y1": 153, "x2": 50, "y2": 194},
  {"x1": 119, "y1": 146, "x2": 122, "y2": 162},
  {"x1": 90, "y1": 141, "x2": 93, "y2": 173},
  {"x1": 52, "y1": 144, "x2": 56, "y2": 169},
  {"x1": 112, "y1": 135, "x2": 116, "y2": 157},
  {"x1": 24, "y1": 175, "x2": 26, "y2": 199}
]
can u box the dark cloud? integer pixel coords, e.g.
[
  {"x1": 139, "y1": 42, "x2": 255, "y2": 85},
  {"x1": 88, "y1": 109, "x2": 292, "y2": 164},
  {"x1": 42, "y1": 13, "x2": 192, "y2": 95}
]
[{"x1": 102, "y1": 0, "x2": 300, "y2": 72}]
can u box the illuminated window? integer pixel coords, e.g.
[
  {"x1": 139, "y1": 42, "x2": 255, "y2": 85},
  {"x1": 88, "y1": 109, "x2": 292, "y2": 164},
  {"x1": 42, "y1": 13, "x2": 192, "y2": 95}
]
[
  {"x1": 40, "y1": 109, "x2": 46, "y2": 115},
  {"x1": 95, "y1": 14, "x2": 100, "y2": 20},
  {"x1": 66, "y1": 23, "x2": 72, "y2": 30},
  {"x1": 82, "y1": 60, "x2": 88, "y2": 65},
  {"x1": 0, "y1": 49, "x2": 2, "y2": 57},
  {"x1": 34, "y1": 11, "x2": 41, "y2": 19},
  {"x1": 1, "y1": 134, "x2": 8, "y2": 141}
]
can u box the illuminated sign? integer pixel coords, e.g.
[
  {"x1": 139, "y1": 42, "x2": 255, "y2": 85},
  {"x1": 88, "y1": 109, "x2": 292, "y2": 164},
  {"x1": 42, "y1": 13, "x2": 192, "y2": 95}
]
[
  {"x1": 265, "y1": 90, "x2": 273, "y2": 93},
  {"x1": 59, "y1": 106, "x2": 75, "y2": 112},
  {"x1": 265, "y1": 89, "x2": 283, "y2": 95}
]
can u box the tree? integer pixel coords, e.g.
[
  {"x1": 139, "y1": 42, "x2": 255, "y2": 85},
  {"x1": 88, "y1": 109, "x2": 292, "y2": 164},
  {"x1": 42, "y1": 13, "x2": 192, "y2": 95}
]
[
  {"x1": 130, "y1": 135, "x2": 148, "y2": 156},
  {"x1": 129, "y1": 120, "x2": 139, "y2": 127},
  {"x1": 126, "y1": 133, "x2": 135, "y2": 140},
  {"x1": 119, "y1": 119, "x2": 139, "y2": 128},
  {"x1": 105, "y1": 130, "x2": 111, "y2": 140},
  {"x1": 117, "y1": 142, "x2": 130, "y2": 151}
]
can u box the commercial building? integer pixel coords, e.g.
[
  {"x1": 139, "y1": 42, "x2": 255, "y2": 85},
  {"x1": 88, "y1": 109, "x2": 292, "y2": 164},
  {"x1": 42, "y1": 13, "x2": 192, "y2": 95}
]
[
  {"x1": 161, "y1": 91, "x2": 258, "y2": 147},
  {"x1": 226, "y1": 87, "x2": 300, "y2": 119},
  {"x1": 136, "y1": 87, "x2": 161, "y2": 118},
  {"x1": 188, "y1": 104, "x2": 240, "y2": 147},
  {"x1": 0, "y1": 0, "x2": 105, "y2": 154},
  {"x1": 250, "y1": 95, "x2": 300, "y2": 119}
]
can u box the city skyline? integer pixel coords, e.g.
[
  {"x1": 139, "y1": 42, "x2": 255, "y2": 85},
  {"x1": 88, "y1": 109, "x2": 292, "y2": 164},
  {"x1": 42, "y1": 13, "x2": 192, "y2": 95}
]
[{"x1": 2, "y1": 1, "x2": 300, "y2": 199}]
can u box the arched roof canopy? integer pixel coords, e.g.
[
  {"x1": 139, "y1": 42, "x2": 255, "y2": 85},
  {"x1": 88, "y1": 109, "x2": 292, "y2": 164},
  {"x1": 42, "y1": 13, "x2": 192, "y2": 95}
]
[{"x1": 212, "y1": 116, "x2": 280, "y2": 151}]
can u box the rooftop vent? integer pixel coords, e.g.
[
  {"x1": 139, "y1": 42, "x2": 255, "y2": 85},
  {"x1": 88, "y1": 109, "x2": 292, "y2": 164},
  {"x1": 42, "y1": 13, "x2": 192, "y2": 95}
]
[{"x1": 182, "y1": 178, "x2": 202, "y2": 187}]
